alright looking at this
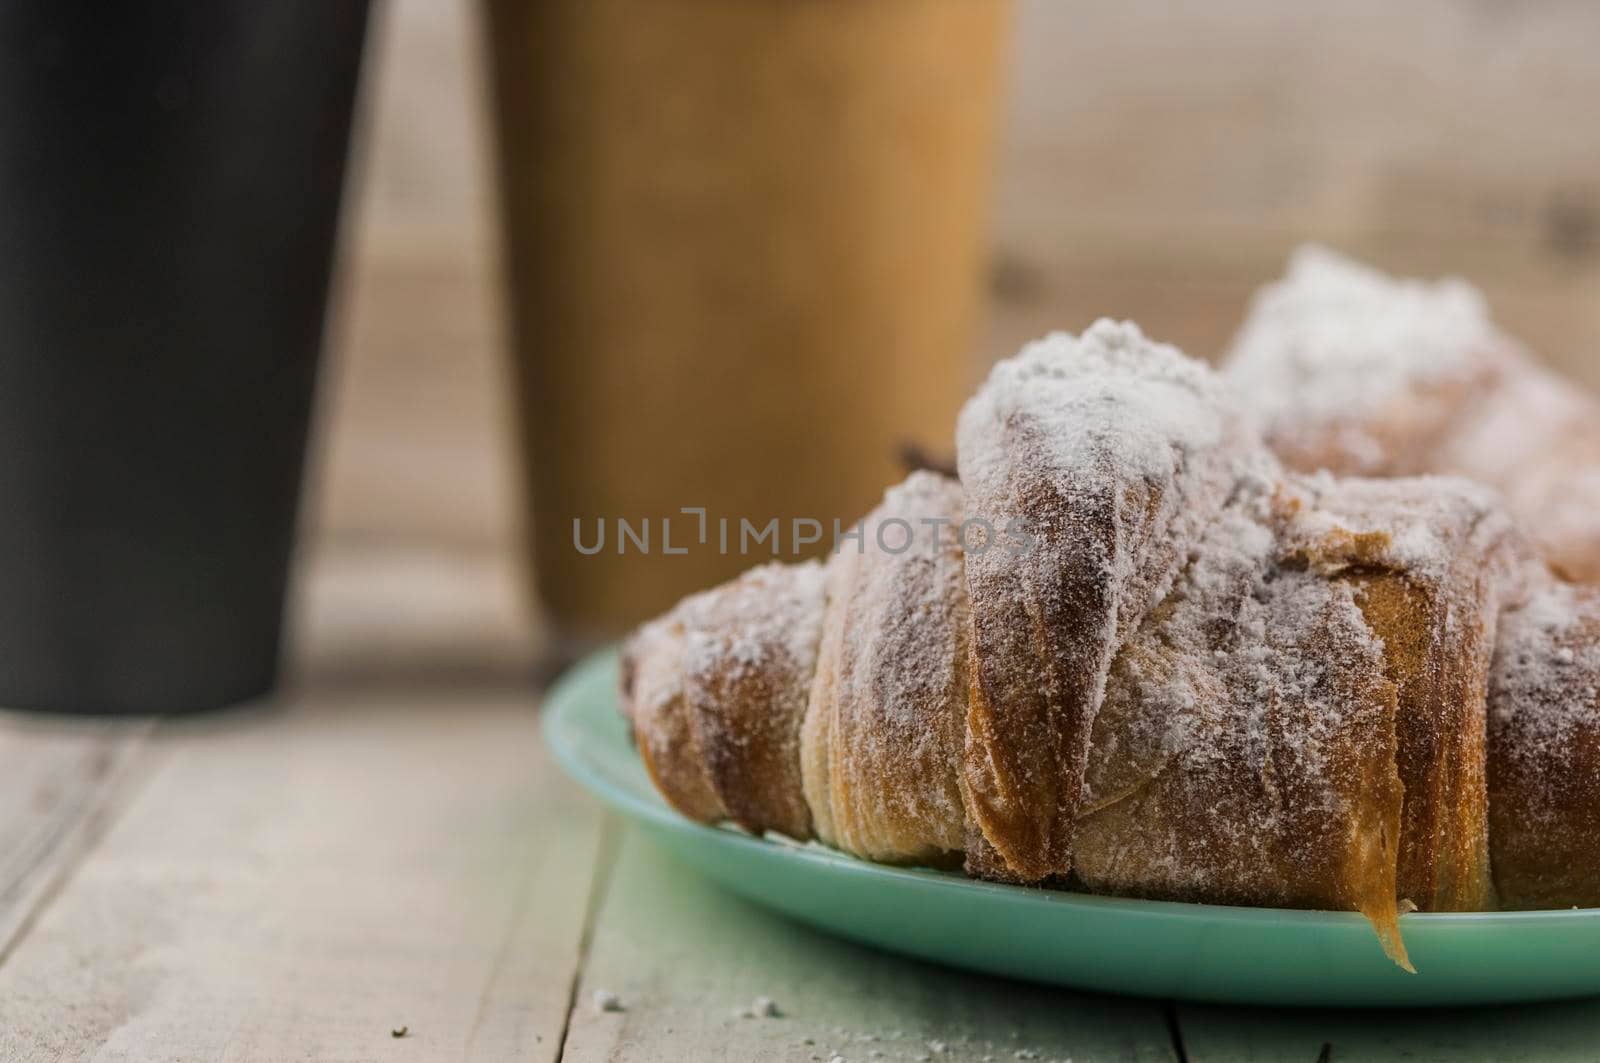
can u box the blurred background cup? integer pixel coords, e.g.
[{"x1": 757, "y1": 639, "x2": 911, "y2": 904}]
[
  {"x1": 0, "y1": 3, "x2": 370, "y2": 713},
  {"x1": 484, "y1": 0, "x2": 1011, "y2": 642}
]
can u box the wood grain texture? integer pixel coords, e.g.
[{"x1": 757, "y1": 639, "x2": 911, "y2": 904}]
[
  {"x1": 989, "y1": 0, "x2": 1600, "y2": 382},
  {"x1": 309, "y1": 0, "x2": 515, "y2": 557},
  {"x1": 562, "y1": 830, "x2": 1177, "y2": 1063},
  {"x1": 0, "y1": 717, "x2": 152, "y2": 961},
  {"x1": 0, "y1": 693, "x2": 606, "y2": 1063},
  {"x1": 1179, "y1": 1000, "x2": 1600, "y2": 1063}
]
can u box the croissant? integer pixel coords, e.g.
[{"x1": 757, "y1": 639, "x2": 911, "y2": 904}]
[
  {"x1": 620, "y1": 319, "x2": 1599, "y2": 968},
  {"x1": 1225, "y1": 246, "x2": 1600, "y2": 583},
  {"x1": 1488, "y1": 582, "x2": 1600, "y2": 910}
]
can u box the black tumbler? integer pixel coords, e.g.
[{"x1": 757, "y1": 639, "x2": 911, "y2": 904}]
[{"x1": 0, "y1": 3, "x2": 370, "y2": 712}]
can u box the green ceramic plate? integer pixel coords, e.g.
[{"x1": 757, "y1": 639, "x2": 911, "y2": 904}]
[{"x1": 545, "y1": 649, "x2": 1600, "y2": 1008}]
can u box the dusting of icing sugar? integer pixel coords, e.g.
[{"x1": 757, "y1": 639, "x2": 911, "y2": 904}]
[
  {"x1": 1078, "y1": 468, "x2": 1401, "y2": 917},
  {"x1": 1227, "y1": 245, "x2": 1496, "y2": 431},
  {"x1": 1081, "y1": 482, "x2": 1282, "y2": 813},
  {"x1": 1488, "y1": 581, "x2": 1600, "y2": 908},
  {"x1": 678, "y1": 560, "x2": 827, "y2": 691},
  {"x1": 1226, "y1": 247, "x2": 1600, "y2": 581},
  {"x1": 803, "y1": 472, "x2": 970, "y2": 862},
  {"x1": 623, "y1": 306, "x2": 1589, "y2": 931},
  {"x1": 976, "y1": 319, "x2": 1230, "y2": 484},
  {"x1": 955, "y1": 319, "x2": 1259, "y2": 880},
  {"x1": 1491, "y1": 583, "x2": 1600, "y2": 752},
  {"x1": 664, "y1": 560, "x2": 829, "y2": 838},
  {"x1": 1279, "y1": 472, "x2": 1532, "y2": 589},
  {"x1": 957, "y1": 319, "x2": 1260, "y2": 644},
  {"x1": 619, "y1": 613, "x2": 727, "y2": 823}
]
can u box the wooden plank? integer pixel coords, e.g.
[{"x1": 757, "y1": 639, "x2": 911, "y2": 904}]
[
  {"x1": 0, "y1": 715, "x2": 152, "y2": 961},
  {"x1": 1179, "y1": 999, "x2": 1600, "y2": 1063},
  {"x1": 563, "y1": 829, "x2": 1178, "y2": 1063},
  {"x1": 288, "y1": 543, "x2": 534, "y2": 690},
  {"x1": 0, "y1": 690, "x2": 608, "y2": 1063},
  {"x1": 991, "y1": 0, "x2": 1600, "y2": 382}
]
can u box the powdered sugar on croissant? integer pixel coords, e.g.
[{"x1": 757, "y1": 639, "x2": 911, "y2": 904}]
[
  {"x1": 620, "y1": 315, "x2": 1598, "y2": 967},
  {"x1": 803, "y1": 472, "x2": 970, "y2": 863},
  {"x1": 1226, "y1": 246, "x2": 1503, "y2": 476},
  {"x1": 624, "y1": 561, "x2": 827, "y2": 839},
  {"x1": 956, "y1": 319, "x2": 1257, "y2": 881},
  {"x1": 1076, "y1": 472, "x2": 1411, "y2": 965},
  {"x1": 1273, "y1": 474, "x2": 1546, "y2": 914},
  {"x1": 1489, "y1": 582, "x2": 1600, "y2": 909},
  {"x1": 621, "y1": 613, "x2": 727, "y2": 824},
  {"x1": 1226, "y1": 246, "x2": 1600, "y2": 581}
]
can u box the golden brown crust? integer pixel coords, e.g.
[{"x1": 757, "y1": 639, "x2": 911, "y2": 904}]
[
  {"x1": 1273, "y1": 475, "x2": 1544, "y2": 912},
  {"x1": 620, "y1": 618, "x2": 726, "y2": 823},
  {"x1": 1226, "y1": 247, "x2": 1600, "y2": 583},
  {"x1": 1489, "y1": 583, "x2": 1600, "y2": 909},
  {"x1": 801, "y1": 473, "x2": 970, "y2": 864},
  {"x1": 956, "y1": 462, "x2": 1112, "y2": 881},
  {"x1": 621, "y1": 561, "x2": 827, "y2": 839},
  {"x1": 955, "y1": 322, "x2": 1252, "y2": 881},
  {"x1": 1074, "y1": 485, "x2": 1410, "y2": 967},
  {"x1": 1348, "y1": 572, "x2": 1479, "y2": 911},
  {"x1": 621, "y1": 317, "x2": 1600, "y2": 965}
]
